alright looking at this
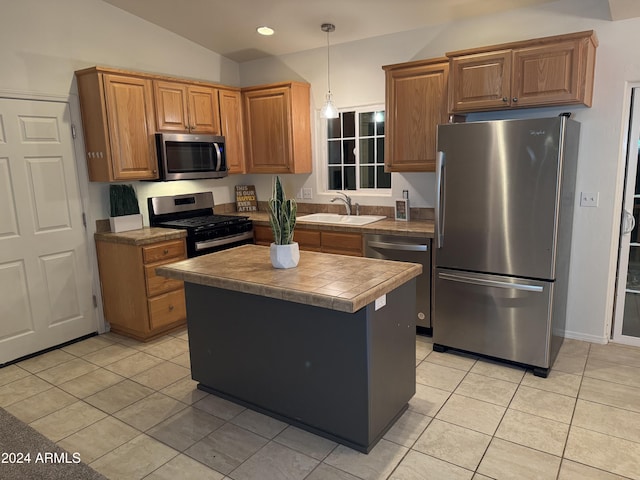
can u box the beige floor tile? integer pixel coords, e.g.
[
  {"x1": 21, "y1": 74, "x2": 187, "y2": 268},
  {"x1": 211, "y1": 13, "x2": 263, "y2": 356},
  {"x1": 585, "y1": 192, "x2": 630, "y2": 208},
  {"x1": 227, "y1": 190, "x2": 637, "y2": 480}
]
[
  {"x1": 389, "y1": 450, "x2": 473, "y2": 480},
  {"x1": 589, "y1": 343, "x2": 640, "y2": 368},
  {"x1": 509, "y1": 385, "x2": 576, "y2": 424},
  {"x1": 478, "y1": 438, "x2": 561, "y2": 480},
  {"x1": 495, "y1": 409, "x2": 569, "y2": 456},
  {"x1": 416, "y1": 362, "x2": 467, "y2": 392},
  {"x1": 58, "y1": 368, "x2": 124, "y2": 398},
  {"x1": 416, "y1": 336, "x2": 433, "y2": 361},
  {"x1": 573, "y1": 399, "x2": 640, "y2": 443},
  {"x1": 61, "y1": 335, "x2": 115, "y2": 357},
  {"x1": 184, "y1": 423, "x2": 269, "y2": 474},
  {"x1": 114, "y1": 391, "x2": 188, "y2": 431},
  {"x1": 472, "y1": 474, "x2": 494, "y2": 480},
  {"x1": 57, "y1": 416, "x2": 139, "y2": 463},
  {"x1": 104, "y1": 350, "x2": 164, "y2": 377},
  {"x1": 424, "y1": 350, "x2": 477, "y2": 372},
  {"x1": 230, "y1": 409, "x2": 288, "y2": 439},
  {"x1": 435, "y1": 394, "x2": 505, "y2": 435},
  {"x1": 35, "y1": 357, "x2": 99, "y2": 385},
  {"x1": 558, "y1": 459, "x2": 630, "y2": 480},
  {"x1": 454, "y1": 372, "x2": 518, "y2": 407},
  {"x1": 85, "y1": 378, "x2": 154, "y2": 414},
  {"x1": 564, "y1": 426, "x2": 640, "y2": 479},
  {"x1": 383, "y1": 409, "x2": 431, "y2": 448},
  {"x1": 274, "y1": 426, "x2": 338, "y2": 460},
  {"x1": 413, "y1": 419, "x2": 491, "y2": 471},
  {"x1": 168, "y1": 351, "x2": 191, "y2": 368},
  {"x1": 145, "y1": 453, "x2": 225, "y2": 480},
  {"x1": 584, "y1": 357, "x2": 640, "y2": 389},
  {"x1": 17, "y1": 349, "x2": 75, "y2": 373},
  {"x1": 0, "y1": 364, "x2": 30, "y2": 387},
  {"x1": 408, "y1": 383, "x2": 451, "y2": 417},
  {"x1": 230, "y1": 441, "x2": 319, "y2": 480},
  {"x1": 558, "y1": 338, "x2": 591, "y2": 357},
  {"x1": 520, "y1": 369, "x2": 582, "y2": 397},
  {"x1": 193, "y1": 393, "x2": 246, "y2": 420},
  {"x1": 161, "y1": 376, "x2": 207, "y2": 405},
  {"x1": 579, "y1": 376, "x2": 640, "y2": 413},
  {"x1": 101, "y1": 331, "x2": 146, "y2": 348},
  {"x1": 83, "y1": 343, "x2": 138, "y2": 367},
  {"x1": 148, "y1": 406, "x2": 225, "y2": 451},
  {"x1": 323, "y1": 439, "x2": 408, "y2": 480},
  {"x1": 0, "y1": 375, "x2": 52, "y2": 407},
  {"x1": 305, "y1": 463, "x2": 360, "y2": 480},
  {"x1": 552, "y1": 353, "x2": 587, "y2": 375},
  {"x1": 29, "y1": 400, "x2": 107, "y2": 441},
  {"x1": 90, "y1": 433, "x2": 179, "y2": 479},
  {"x1": 469, "y1": 359, "x2": 525, "y2": 384},
  {"x1": 142, "y1": 337, "x2": 190, "y2": 360},
  {"x1": 130, "y1": 361, "x2": 190, "y2": 390},
  {"x1": 5, "y1": 386, "x2": 76, "y2": 423}
]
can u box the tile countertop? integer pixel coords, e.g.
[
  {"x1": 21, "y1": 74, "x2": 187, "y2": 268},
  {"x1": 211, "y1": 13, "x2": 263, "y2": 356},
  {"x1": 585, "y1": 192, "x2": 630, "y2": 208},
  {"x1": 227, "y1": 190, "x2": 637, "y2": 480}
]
[
  {"x1": 94, "y1": 227, "x2": 187, "y2": 246},
  {"x1": 237, "y1": 211, "x2": 435, "y2": 238},
  {"x1": 156, "y1": 244, "x2": 422, "y2": 313}
]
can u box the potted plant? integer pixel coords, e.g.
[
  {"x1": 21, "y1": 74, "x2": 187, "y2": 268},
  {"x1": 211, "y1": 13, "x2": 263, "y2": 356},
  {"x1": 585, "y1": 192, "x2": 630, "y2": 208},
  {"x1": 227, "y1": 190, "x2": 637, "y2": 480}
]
[
  {"x1": 268, "y1": 176, "x2": 299, "y2": 268},
  {"x1": 109, "y1": 184, "x2": 143, "y2": 233}
]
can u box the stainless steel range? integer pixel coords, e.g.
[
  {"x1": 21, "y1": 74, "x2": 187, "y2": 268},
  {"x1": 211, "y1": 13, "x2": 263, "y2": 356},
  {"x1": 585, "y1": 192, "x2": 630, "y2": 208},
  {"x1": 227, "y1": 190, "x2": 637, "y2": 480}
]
[{"x1": 148, "y1": 192, "x2": 254, "y2": 257}]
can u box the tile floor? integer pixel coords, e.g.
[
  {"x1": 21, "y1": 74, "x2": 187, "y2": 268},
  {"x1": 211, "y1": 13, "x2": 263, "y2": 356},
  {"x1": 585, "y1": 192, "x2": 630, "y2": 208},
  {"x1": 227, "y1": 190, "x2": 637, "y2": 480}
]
[{"x1": 1, "y1": 330, "x2": 640, "y2": 479}]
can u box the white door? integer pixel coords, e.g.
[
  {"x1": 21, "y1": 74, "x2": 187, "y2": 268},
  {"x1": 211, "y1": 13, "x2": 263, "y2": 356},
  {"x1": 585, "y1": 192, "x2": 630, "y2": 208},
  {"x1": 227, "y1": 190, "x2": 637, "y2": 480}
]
[
  {"x1": 0, "y1": 97, "x2": 97, "y2": 364},
  {"x1": 613, "y1": 86, "x2": 640, "y2": 347}
]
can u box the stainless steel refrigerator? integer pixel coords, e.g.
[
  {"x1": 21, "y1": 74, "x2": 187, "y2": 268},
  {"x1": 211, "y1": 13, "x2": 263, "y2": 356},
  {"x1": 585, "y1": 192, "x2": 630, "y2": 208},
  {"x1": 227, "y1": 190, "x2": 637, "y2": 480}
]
[{"x1": 433, "y1": 116, "x2": 579, "y2": 377}]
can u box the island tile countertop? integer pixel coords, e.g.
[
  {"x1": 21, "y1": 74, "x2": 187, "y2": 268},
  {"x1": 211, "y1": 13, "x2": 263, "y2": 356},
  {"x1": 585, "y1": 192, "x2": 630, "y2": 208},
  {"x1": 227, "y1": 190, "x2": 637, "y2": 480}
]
[
  {"x1": 94, "y1": 227, "x2": 186, "y2": 246},
  {"x1": 156, "y1": 244, "x2": 422, "y2": 313}
]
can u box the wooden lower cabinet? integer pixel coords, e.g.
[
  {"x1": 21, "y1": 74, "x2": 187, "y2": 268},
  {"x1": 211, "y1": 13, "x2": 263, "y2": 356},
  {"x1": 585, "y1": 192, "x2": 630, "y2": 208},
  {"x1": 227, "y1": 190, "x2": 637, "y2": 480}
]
[
  {"x1": 96, "y1": 238, "x2": 187, "y2": 341},
  {"x1": 253, "y1": 224, "x2": 363, "y2": 256}
]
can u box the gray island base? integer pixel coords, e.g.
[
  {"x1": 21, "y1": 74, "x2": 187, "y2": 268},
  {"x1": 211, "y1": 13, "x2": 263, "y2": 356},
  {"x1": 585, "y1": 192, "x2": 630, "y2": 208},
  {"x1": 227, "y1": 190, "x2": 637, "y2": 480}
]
[
  {"x1": 186, "y1": 280, "x2": 416, "y2": 453},
  {"x1": 156, "y1": 245, "x2": 421, "y2": 453}
]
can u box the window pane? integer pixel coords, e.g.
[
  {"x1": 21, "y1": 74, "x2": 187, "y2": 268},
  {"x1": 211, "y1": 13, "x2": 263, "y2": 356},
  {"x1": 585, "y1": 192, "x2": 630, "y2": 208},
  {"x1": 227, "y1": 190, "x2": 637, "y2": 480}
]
[
  {"x1": 345, "y1": 166, "x2": 356, "y2": 190},
  {"x1": 360, "y1": 166, "x2": 375, "y2": 188},
  {"x1": 360, "y1": 138, "x2": 374, "y2": 164},
  {"x1": 328, "y1": 167, "x2": 342, "y2": 190},
  {"x1": 376, "y1": 111, "x2": 385, "y2": 135},
  {"x1": 377, "y1": 138, "x2": 385, "y2": 165},
  {"x1": 328, "y1": 117, "x2": 341, "y2": 139},
  {"x1": 328, "y1": 140, "x2": 341, "y2": 164},
  {"x1": 360, "y1": 112, "x2": 375, "y2": 136},
  {"x1": 343, "y1": 139, "x2": 356, "y2": 164},
  {"x1": 343, "y1": 111, "x2": 355, "y2": 138},
  {"x1": 376, "y1": 166, "x2": 391, "y2": 188}
]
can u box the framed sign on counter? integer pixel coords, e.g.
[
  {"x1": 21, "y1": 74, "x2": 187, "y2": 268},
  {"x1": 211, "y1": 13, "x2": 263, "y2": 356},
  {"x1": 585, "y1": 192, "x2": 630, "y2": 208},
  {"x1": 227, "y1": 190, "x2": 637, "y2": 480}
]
[{"x1": 395, "y1": 198, "x2": 410, "y2": 221}]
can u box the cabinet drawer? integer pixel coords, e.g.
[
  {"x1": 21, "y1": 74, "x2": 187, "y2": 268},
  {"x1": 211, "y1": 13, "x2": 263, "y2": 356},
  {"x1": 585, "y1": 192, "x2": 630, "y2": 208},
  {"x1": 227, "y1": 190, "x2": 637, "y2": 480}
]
[
  {"x1": 321, "y1": 232, "x2": 363, "y2": 256},
  {"x1": 148, "y1": 288, "x2": 186, "y2": 330},
  {"x1": 145, "y1": 261, "x2": 184, "y2": 297},
  {"x1": 294, "y1": 229, "x2": 321, "y2": 251},
  {"x1": 142, "y1": 240, "x2": 185, "y2": 264}
]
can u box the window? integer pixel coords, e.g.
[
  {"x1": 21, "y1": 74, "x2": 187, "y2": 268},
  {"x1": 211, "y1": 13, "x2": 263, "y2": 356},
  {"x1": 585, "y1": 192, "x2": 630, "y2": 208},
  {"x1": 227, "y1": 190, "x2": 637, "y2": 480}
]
[{"x1": 326, "y1": 107, "x2": 390, "y2": 191}]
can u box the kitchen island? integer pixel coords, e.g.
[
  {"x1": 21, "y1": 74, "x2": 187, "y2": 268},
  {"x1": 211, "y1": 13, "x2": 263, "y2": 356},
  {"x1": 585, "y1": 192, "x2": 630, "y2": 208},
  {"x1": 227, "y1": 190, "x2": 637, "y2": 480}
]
[{"x1": 157, "y1": 244, "x2": 421, "y2": 453}]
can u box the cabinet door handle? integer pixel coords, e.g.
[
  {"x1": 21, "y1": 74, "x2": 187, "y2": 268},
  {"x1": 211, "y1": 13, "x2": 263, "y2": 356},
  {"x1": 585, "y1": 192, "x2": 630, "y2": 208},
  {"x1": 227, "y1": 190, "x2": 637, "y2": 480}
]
[
  {"x1": 512, "y1": 97, "x2": 518, "y2": 103},
  {"x1": 169, "y1": 304, "x2": 174, "y2": 311},
  {"x1": 163, "y1": 249, "x2": 169, "y2": 255},
  {"x1": 502, "y1": 97, "x2": 508, "y2": 102}
]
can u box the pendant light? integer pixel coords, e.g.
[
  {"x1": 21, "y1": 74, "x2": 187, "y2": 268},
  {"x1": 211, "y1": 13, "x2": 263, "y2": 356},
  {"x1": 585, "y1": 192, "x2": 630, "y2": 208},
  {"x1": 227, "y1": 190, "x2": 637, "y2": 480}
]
[{"x1": 321, "y1": 23, "x2": 338, "y2": 119}]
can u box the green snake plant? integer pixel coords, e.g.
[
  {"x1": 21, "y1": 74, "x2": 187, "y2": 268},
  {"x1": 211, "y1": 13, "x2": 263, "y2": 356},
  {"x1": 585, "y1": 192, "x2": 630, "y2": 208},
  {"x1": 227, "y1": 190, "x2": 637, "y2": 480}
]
[
  {"x1": 268, "y1": 176, "x2": 297, "y2": 245},
  {"x1": 109, "y1": 184, "x2": 140, "y2": 217}
]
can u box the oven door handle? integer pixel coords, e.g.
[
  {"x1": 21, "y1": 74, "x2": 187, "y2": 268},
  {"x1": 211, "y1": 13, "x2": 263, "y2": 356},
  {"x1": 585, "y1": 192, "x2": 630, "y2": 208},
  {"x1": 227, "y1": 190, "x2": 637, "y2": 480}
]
[{"x1": 194, "y1": 230, "x2": 254, "y2": 251}]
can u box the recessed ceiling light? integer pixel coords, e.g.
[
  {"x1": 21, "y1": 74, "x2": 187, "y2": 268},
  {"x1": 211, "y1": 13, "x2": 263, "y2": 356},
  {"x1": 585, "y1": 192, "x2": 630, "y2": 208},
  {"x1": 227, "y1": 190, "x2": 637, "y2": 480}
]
[{"x1": 257, "y1": 26, "x2": 275, "y2": 36}]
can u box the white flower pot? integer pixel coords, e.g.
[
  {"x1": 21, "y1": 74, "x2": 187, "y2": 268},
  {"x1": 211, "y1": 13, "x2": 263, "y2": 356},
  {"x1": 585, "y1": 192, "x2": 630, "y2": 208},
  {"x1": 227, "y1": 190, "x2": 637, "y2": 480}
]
[
  {"x1": 109, "y1": 213, "x2": 143, "y2": 233},
  {"x1": 270, "y1": 242, "x2": 300, "y2": 269}
]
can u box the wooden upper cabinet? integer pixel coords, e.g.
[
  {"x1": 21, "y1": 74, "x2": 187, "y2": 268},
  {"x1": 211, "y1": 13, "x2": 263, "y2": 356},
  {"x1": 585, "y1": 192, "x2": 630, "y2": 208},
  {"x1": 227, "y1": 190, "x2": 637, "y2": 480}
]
[
  {"x1": 383, "y1": 58, "x2": 449, "y2": 172},
  {"x1": 75, "y1": 68, "x2": 158, "y2": 181},
  {"x1": 219, "y1": 88, "x2": 246, "y2": 174},
  {"x1": 154, "y1": 80, "x2": 221, "y2": 134},
  {"x1": 448, "y1": 30, "x2": 597, "y2": 113},
  {"x1": 242, "y1": 82, "x2": 311, "y2": 174}
]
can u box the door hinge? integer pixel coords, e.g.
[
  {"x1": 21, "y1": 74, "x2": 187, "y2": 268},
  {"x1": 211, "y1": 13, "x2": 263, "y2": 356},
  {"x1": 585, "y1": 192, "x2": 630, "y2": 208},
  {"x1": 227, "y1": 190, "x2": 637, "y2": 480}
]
[
  {"x1": 71, "y1": 124, "x2": 77, "y2": 139},
  {"x1": 82, "y1": 212, "x2": 87, "y2": 228},
  {"x1": 92, "y1": 294, "x2": 98, "y2": 308}
]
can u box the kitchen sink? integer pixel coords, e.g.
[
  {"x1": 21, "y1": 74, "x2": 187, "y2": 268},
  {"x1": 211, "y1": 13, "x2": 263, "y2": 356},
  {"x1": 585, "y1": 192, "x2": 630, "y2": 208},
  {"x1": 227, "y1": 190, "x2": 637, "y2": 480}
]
[{"x1": 297, "y1": 213, "x2": 386, "y2": 225}]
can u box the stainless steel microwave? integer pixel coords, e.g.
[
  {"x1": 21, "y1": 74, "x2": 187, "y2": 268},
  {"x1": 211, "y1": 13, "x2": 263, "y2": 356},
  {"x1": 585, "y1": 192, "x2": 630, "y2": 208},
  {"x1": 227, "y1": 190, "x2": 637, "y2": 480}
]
[{"x1": 155, "y1": 133, "x2": 227, "y2": 181}]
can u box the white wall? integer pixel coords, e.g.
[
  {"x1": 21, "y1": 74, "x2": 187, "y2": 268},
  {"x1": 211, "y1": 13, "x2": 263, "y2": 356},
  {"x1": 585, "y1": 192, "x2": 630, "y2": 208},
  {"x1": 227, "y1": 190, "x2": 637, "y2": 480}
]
[
  {"x1": 241, "y1": 0, "x2": 637, "y2": 344},
  {"x1": 2, "y1": 0, "x2": 636, "y2": 343}
]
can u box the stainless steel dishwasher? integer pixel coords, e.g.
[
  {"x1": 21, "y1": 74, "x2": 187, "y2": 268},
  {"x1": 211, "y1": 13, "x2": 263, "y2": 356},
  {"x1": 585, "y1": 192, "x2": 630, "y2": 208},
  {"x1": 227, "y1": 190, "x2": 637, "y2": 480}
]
[{"x1": 364, "y1": 234, "x2": 431, "y2": 335}]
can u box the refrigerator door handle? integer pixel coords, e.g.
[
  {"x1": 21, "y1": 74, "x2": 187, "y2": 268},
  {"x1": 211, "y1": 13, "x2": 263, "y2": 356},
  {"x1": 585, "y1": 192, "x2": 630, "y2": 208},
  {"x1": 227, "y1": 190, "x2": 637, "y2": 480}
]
[
  {"x1": 623, "y1": 209, "x2": 636, "y2": 234},
  {"x1": 435, "y1": 151, "x2": 445, "y2": 249},
  {"x1": 438, "y1": 272, "x2": 544, "y2": 292}
]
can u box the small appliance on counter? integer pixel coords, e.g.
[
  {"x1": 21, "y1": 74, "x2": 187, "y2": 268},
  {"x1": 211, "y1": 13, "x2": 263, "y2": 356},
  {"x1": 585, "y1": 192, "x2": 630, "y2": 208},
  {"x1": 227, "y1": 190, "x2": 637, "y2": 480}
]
[{"x1": 148, "y1": 192, "x2": 253, "y2": 257}]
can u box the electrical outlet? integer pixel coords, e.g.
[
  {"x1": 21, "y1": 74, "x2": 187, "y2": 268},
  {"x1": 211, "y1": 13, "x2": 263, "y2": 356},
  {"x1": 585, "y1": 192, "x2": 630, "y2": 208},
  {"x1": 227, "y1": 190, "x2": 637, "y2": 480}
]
[
  {"x1": 580, "y1": 191, "x2": 599, "y2": 207},
  {"x1": 302, "y1": 188, "x2": 313, "y2": 199}
]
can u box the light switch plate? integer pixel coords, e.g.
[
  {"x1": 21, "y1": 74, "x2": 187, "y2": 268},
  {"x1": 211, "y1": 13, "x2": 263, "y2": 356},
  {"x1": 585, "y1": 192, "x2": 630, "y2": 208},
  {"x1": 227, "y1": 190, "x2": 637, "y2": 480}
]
[
  {"x1": 302, "y1": 188, "x2": 313, "y2": 199},
  {"x1": 580, "y1": 192, "x2": 599, "y2": 207}
]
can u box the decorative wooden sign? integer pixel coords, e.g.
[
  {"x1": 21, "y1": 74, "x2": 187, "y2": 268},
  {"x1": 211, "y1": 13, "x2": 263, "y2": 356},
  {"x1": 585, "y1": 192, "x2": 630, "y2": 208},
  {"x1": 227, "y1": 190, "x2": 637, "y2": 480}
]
[{"x1": 235, "y1": 185, "x2": 258, "y2": 212}]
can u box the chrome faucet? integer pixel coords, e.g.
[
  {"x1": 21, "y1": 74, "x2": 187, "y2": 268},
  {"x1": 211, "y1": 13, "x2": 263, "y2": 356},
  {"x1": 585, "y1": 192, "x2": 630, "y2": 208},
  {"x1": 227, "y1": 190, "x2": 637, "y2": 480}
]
[{"x1": 330, "y1": 191, "x2": 352, "y2": 215}]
